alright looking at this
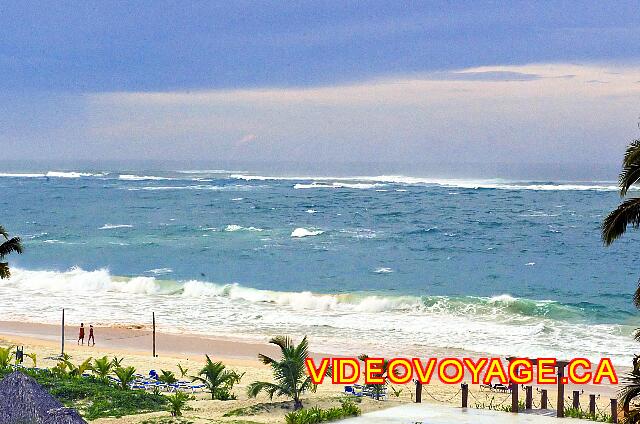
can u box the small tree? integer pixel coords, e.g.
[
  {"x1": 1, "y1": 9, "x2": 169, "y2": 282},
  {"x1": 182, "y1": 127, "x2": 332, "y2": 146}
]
[
  {"x1": 247, "y1": 335, "x2": 328, "y2": 410},
  {"x1": 92, "y1": 356, "x2": 113, "y2": 381},
  {"x1": 159, "y1": 369, "x2": 178, "y2": 385},
  {"x1": 26, "y1": 353, "x2": 37, "y2": 368},
  {"x1": 111, "y1": 356, "x2": 124, "y2": 367},
  {"x1": 0, "y1": 346, "x2": 14, "y2": 370},
  {"x1": 167, "y1": 391, "x2": 192, "y2": 417},
  {"x1": 191, "y1": 355, "x2": 243, "y2": 400},
  {"x1": 113, "y1": 366, "x2": 137, "y2": 390},
  {"x1": 63, "y1": 357, "x2": 93, "y2": 378},
  {"x1": 177, "y1": 363, "x2": 189, "y2": 378}
]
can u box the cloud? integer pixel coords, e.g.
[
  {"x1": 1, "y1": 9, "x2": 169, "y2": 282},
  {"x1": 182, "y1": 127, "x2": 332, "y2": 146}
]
[
  {"x1": 237, "y1": 133, "x2": 257, "y2": 145},
  {"x1": 5, "y1": 63, "x2": 640, "y2": 164}
]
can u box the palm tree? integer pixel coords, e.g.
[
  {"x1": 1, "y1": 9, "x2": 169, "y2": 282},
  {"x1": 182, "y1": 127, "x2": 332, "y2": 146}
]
[
  {"x1": 92, "y1": 356, "x2": 113, "y2": 381},
  {"x1": 191, "y1": 355, "x2": 244, "y2": 400},
  {"x1": 603, "y1": 139, "x2": 640, "y2": 306},
  {"x1": 0, "y1": 226, "x2": 23, "y2": 279},
  {"x1": 620, "y1": 355, "x2": 640, "y2": 423},
  {"x1": 113, "y1": 366, "x2": 137, "y2": 390},
  {"x1": 247, "y1": 335, "x2": 328, "y2": 410},
  {"x1": 603, "y1": 137, "x2": 640, "y2": 422}
]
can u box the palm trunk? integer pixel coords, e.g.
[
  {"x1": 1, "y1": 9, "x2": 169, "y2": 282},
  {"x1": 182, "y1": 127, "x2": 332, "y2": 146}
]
[{"x1": 293, "y1": 397, "x2": 303, "y2": 410}]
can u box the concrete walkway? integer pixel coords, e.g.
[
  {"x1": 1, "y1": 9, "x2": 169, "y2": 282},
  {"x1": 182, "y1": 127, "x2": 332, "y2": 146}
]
[{"x1": 340, "y1": 403, "x2": 594, "y2": 423}]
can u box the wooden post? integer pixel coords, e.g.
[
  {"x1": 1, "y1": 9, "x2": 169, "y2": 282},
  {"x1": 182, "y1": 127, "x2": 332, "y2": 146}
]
[
  {"x1": 152, "y1": 312, "x2": 156, "y2": 357},
  {"x1": 557, "y1": 364, "x2": 566, "y2": 417},
  {"x1": 61, "y1": 308, "x2": 65, "y2": 356},
  {"x1": 511, "y1": 383, "x2": 519, "y2": 413},
  {"x1": 611, "y1": 398, "x2": 618, "y2": 423},
  {"x1": 573, "y1": 391, "x2": 580, "y2": 409},
  {"x1": 461, "y1": 383, "x2": 468, "y2": 408},
  {"x1": 415, "y1": 381, "x2": 422, "y2": 403},
  {"x1": 525, "y1": 386, "x2": 532, "y2": 409},
  {"x1": 589, "y1": 394, "x2": 596, "y2": 417},
  {"x1": 541, "y1": 389, "x2": 548, "y2": 409}
]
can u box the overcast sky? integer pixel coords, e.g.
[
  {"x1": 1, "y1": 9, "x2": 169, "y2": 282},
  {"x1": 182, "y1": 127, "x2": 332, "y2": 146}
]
[{"x1": 2, "y1": 1, "x2": 640, "y2": 171}]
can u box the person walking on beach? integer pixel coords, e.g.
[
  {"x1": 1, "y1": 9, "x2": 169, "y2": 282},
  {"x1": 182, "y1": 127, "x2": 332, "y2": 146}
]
[
  {"x1": 78, "y1": 323, "x2": 85, "y2": 345},
  {"x1": 88, "y1": 325, "x2": 95, "y2": 346}
]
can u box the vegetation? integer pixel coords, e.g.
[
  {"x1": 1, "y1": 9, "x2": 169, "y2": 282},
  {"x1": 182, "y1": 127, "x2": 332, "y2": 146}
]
[
  {"x1": 26, "y1": 352, "x2": 37, "y2": 368},
  {"x1": 159, "y1": 369, "x2": 178, "y2": 385},
  {"x1": 0, "y1": 367, "x2": 167, "y2": 420},
  {"x1": 248, "y1": 336, "x2": 328, "y2": 410},
  {"x1": 192, "y1": 355, "x2": 244, "y2": 400},
  {"x1": 177, "y1": 363, "x2": 189, "y2": 378},
  {"x1": 61, "y1": 357, "x2": 93, "y2": 378},
  {"x1": 92, "y1": 356, "x2": 114, "y2": 381},
  {"x1": 358, "y1": 354, "x2": 389, "y2": 400},
  {"x1": 0, "y1": 345, "x2": 14, "y2": 370},
  {"x1": 167, "y1": 391, "x2": 193, "y2": 417},
  {"x1": 223, "y1": 402, "x2": 274, "y2": 417},
  {"x1": 0, "y1": 225, "x2": 23, "y2": 279},
  {"x1": 284, "y1": 398, "x2": 361, "y2": 424},
  {"x1": 602, "y1": 137, "x2": 640, "y2": 423},
  {"x1": 113, "y1": 366, "x2": 137, "y2": 390},
  {"x1": 563, "y1": 406, "x2": 612, "y2": 422}
]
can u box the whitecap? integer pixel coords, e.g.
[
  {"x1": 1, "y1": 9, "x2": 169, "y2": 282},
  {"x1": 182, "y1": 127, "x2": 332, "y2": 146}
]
[
  {"x1": 374, "y1": 267, "x2": 394, "y2": 274},
  {"x1": 224, "y1": 224, "x2": 263, "y2": 232},
  {"x1": 99, "y1": 224, "x2": 133, "y2": 230},
  {"x1": 291, "y1": 228, "x2": 324, "y2": 238}
]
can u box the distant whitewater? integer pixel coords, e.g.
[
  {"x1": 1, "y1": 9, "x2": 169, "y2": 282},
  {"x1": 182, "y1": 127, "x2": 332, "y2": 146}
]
[{"x1": 1, "y1": 168, "x2": 638, "y2": 365}]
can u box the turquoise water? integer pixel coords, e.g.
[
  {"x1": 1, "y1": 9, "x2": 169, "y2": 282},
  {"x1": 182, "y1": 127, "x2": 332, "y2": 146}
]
[{"x1": 0, "y1": 170, "x2": 638, "y2": 364}]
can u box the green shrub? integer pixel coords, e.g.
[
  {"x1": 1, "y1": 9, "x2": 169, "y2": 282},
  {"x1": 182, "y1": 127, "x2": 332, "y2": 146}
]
[
  {"x1": 167, "y1": 391, "x2": 193, "y2": 417},
  {"x1": 113, "y1": 366, "x2": 137, "y2": 390},
  {"x1": 159, "y1": 369, "x2": 178, "y2": 385},
  {"x1": 0, "y1": 345, "x2": 14, "y2": 370},
  {"x1": 0, "y1": 368, "x2": 167, "y2": 420},
  {"x1": 284, "y1": 399, "x2": 361, "y2": 424}
]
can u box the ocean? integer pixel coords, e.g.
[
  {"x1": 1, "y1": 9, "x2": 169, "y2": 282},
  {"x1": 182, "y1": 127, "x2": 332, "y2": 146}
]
[{"x1": 0, "y1": 169, "x2": 638, "y2": 365}]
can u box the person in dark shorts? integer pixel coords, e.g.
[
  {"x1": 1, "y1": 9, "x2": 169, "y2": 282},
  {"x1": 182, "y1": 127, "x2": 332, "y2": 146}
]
[
  {"x1": 88, "y1": 325, "x2": 95, "y2": 346},
  {"x1": 78, "y1": 323, "x2": 85, "y2": 345}
]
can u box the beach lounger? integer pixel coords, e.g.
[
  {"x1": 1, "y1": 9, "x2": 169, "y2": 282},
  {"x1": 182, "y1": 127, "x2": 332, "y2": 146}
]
[{"x1": 493, "y1": 383, "x2": 511, "y2": 393}]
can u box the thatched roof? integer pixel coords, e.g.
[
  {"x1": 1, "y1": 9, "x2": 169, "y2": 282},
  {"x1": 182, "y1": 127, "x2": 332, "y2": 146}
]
[{"x1": 0, "y1": 371, "x2": 86, "y2": 424}]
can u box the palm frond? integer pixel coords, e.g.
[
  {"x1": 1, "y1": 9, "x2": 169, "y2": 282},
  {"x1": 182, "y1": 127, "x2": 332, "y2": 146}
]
[
  {"x1": 0, "y1": 237, "x2": 23, "y2": 259},
  {"x1": 247, "y1": 381, "x2": 281, "y2": 399},
  {"x1": 0, "y1": 263, "x2": 9, "y2": 279},
  {"x1": 0, "y1": 226, "x2": 7, "y2": 239},
  {"x1": 602, "y1": 197, "x2": 640, "y2": 245},
  {"x1": 269, "y1": 335, "x2": 293, "y2": 351},
  {"x1": 258, "y1": 353, "x2": 277, "y2": 366}
]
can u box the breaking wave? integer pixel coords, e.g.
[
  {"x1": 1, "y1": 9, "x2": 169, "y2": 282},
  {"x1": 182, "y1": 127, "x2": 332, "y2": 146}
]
[{"x1": 1, "y1": 267, "x2": 636, "y2": 365}]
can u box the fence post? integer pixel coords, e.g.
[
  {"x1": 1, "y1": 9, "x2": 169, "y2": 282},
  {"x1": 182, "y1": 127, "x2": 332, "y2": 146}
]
[
  {"x1": 461, "y1": 383, "x2": 468, "y2": 408},
  {"x1": 541, "y1": 389, "x2": 548, "y2": 409},
  {"x1": 557, "y1": 366, "x2": 565, "y2": 417},
  {"x1": 415, "y1": 381, "x2": 422, "y2": 403},
  {"x1": 573, "y1": 391, "x2": 580, "y2": 409},
  {"x1": 152, "y1": 311, "x2": 156, "y2": 357},
  {"x1": 589, "y1": 394, "x2": 596, "y2": 417},
  {"x1": 61, "y1": 308, "x2": 65, "y2": 356},
  {"x1": 511, "y1": 383, "x2": 519, "y2": 413},
  {"x1": 611, "y1": 398, "x2": 618, "y2": 423},
  {"x1": 525, "y1": 386, "x2": 532, "y2": 409}
]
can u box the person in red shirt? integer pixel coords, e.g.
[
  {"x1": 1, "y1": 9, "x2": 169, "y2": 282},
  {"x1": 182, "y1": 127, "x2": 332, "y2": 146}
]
[
  {"x1": 78, "y1": 323, "x2": 85, "y2": 345},
  {"x1": 88, "y1": 325, "x2": 95, "y2": 346}
]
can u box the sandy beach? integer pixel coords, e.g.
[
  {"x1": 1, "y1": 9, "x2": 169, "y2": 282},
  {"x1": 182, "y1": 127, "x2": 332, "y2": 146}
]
[{"x1": 0, "y1": 321, "x2": 621, "y2": 423}]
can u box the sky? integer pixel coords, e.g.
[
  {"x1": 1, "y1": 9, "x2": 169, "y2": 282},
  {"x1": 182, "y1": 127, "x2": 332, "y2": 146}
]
[{"x1": 2, "y1": 1, "x2": 640, "y2": 173}]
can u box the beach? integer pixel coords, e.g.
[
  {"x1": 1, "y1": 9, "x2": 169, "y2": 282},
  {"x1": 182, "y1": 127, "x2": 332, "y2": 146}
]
[{"x1": 0, "y1": 321, "x2": 620, "y2": 422}]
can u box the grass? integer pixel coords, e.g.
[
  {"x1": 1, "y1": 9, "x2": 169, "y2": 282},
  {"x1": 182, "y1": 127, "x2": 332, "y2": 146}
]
[
  {"x1": 563, "y1": 406, "x2": 613, "y2": 422},
  {"x1": 223, "y1": 401, "x2": 283, "y2": 417},
  {"x1": 0, "y1": 368, "x2": 167, "y2": 420},
  {"x1": 283, "y1": 398, "x2": 361, "y2": 424}
]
